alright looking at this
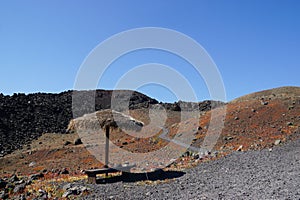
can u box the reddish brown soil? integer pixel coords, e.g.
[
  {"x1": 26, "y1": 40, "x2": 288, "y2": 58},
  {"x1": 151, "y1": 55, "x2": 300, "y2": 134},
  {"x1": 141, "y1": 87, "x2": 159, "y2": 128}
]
[
  {"x1": 193, "y1": 86, "x2": 300, "y2": 152},
  {"x1": 0, "y1": 86, "x2": 299, "y2": 179}
]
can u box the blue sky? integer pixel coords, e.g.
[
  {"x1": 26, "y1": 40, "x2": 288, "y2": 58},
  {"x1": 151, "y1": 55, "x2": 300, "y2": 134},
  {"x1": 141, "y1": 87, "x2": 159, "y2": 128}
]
[{"x1": 0, "y1": 0, "x2": 299, "y2": 102}]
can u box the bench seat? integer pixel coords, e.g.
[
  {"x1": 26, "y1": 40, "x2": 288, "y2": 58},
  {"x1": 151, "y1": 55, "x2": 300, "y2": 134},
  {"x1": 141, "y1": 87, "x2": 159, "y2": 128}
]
[{"x1": 85, "y1": 164, "x2": 135, "y2": 183}]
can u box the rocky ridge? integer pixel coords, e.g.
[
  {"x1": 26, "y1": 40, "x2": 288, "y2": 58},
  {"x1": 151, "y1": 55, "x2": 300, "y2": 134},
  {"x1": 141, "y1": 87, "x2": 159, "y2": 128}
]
[
  {"x1": 0, "y1": 90, "x2": 157, "y2": 157},
  {"x1": 0, "y1": 89, "x2": 220, "y2": 157}
]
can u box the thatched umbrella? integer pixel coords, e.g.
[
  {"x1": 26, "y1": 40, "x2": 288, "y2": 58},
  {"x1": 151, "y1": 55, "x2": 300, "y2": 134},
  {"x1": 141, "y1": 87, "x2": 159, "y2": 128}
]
[
  {"x1": 68, "y1": 109, "x2": 144, "y2": 172},
  {"x1": 100, "y1": 110, "x2": 143, "y2": 170}
]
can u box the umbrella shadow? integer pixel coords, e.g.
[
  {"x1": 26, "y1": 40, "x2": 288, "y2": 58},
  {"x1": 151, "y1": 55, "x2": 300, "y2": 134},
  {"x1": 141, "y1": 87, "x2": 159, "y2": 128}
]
[{"x1": 95, "y1": 169, "x2": 185, "y2": 184}]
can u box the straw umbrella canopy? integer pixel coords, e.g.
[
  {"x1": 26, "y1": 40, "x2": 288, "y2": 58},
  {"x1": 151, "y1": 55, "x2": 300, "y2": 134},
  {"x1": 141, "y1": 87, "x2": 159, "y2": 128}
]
[{"x1": 67, "y1": 109, "x2": 144, "y2": 170}]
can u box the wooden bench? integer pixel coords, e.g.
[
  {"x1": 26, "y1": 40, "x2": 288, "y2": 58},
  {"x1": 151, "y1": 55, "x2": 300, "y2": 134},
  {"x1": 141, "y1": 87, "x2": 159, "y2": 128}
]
[{"x1": 85, "y1": 164, "x2": 135, "y2": 184}]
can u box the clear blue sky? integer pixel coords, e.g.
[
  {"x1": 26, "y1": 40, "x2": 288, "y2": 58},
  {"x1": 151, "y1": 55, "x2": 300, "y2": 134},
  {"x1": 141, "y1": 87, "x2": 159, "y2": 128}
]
[{"x1": 1, "y1": 0, "x2": 299, "y2": 102}]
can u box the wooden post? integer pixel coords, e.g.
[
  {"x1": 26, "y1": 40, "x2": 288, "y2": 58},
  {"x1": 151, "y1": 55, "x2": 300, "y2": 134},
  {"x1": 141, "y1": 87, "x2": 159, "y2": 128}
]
[{"x1": 105, "y1": 125, "x2": 109, "y2": 176}]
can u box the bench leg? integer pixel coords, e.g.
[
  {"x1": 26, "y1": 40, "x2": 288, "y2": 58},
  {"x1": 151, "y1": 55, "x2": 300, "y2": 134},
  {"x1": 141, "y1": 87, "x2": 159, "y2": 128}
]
[{"x1": 87, "y1": 174, "x2": 96, "y2": 184}]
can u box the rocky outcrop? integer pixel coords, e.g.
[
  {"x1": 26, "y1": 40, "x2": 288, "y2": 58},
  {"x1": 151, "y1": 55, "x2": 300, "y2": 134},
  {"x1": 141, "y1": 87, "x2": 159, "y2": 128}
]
[
  {"x1": 160, "y1": 100, "x2": 224, "y2": 112},
  {"x1": 0, "y1": 90, "x2": 157, "y2": 156},
  {"x1": 0, "y1": 89, "x2": 223, "y2": 156}
]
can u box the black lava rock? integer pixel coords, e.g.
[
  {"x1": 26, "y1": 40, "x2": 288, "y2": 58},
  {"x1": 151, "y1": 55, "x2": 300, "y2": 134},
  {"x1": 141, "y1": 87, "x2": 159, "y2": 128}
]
[
  {"x1": 0, "y1": 89, "x2": 223, "y2": 157},
  {"x1": 0, "y1": 90, "x2": 158, "y2": 156}
]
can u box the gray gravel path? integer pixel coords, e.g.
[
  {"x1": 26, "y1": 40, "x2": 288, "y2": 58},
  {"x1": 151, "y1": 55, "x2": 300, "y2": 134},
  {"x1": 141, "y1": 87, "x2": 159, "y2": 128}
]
[{"x1": 82, "y1": 139, "x2": 300, "y2": 200}]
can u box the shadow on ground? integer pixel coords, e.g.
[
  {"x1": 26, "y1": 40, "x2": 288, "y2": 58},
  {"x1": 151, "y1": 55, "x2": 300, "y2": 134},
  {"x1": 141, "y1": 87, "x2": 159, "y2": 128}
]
[{"x1": 95, "y1": 169, "x2": 185, "y2": 184}]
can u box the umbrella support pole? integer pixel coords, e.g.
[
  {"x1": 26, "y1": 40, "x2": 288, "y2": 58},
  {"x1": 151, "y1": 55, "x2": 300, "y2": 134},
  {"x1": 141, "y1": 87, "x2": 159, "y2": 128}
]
[{"x1": 105, "y1": 126, "x2": 109, "y2": 177}]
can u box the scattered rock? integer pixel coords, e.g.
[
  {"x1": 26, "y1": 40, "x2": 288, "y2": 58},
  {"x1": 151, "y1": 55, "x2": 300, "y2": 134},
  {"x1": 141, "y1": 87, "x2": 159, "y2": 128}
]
[
  {"x1": 0, "y1": 179, "x2": 7, "y2": 189},
  {"x1": 182, "y1": 151, "x2": 190, "y2": 157},
  {"x1": 13, "y1": 183, "x2": 26, "y2": 193},
  {"x1": 145, "y1": 191, "x2": 151, "y2": 196},
  {"x1": 204, "y1": 151, "x2": 211, "y2": 156},
  {"x1": 0, "y1": 191, "x2": 8, "y2": 199},
  {"x1": 193, "y1": 154, "x2": 200, "y2": 160},
  {"x1": 275, "y1": 140, "x2": 281, "y2": 146},
  {"x1": 198, "y1": 155, "x2": 205, "y2": 160},
  {"x1": 63, "y1": 183, "x2": 73, "y2": 191},
  {"x1": 237, "y1": 145, "x2": 243, "y2": 151},
  {"x1": 16, "y1": 179, "x2": 25, "y2": 185},
  {"x1": 29, "y1": 161, "x2": 36, "y2": 167},
  {"x1": 19, "y1": 194, "x2": 26, "y2": 200},
  {"x1": 38, "y1": 189, "x2": 46, "y2": 193},
  {"x1": 26, "y1": 179, "x2": 32, "y2": 186},
  {"x1": 38, "y1": 189, "x2": 48, "y2": 199},
  {"x1": 63, "y1": 185, "x2": 90, "y2": 197},
  {"x1": 70, "y1": 187, "x2": 80, "y2": 196},
  {"x1": 62, "y1": 190, "x2": 73, "y2": 198},
  {"x1": 61, "y1": 168, "x2": 69, "y2": 174},
  {"x1": 29, "y1": 173, "x2": 44, "y2": 181},
  {"x1": 234, "y1": 117, "x2": 239, "y2": 120},
  {"x1": 122, "y1": 163, "x2": 130, "y2": 167},
  {"x1": 74, "y1": 138, "x2": 83, "y2": 145},
  {"x1": 9, "y1": 174, "x2": 19, "y2": 182},
  {"x1": 287, "y1": 122, "x2": 294, "y2": 126},
  {"x1": 224, "y1": 136, "x2": 234, "y2": 141}
]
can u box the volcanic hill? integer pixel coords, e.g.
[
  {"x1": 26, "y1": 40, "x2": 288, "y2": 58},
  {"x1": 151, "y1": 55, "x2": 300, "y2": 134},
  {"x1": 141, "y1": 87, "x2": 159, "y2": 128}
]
[
  {"x1": 0, "y1": 86, "x2": 299, "y2": 199},
  {"x1": 0, "y1": 89, "x2": 217, "y2": 157}
]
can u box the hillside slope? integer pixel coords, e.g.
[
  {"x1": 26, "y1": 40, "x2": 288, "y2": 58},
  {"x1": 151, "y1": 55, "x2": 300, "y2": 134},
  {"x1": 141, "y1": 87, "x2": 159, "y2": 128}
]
[
  {"x1": 232, "y1": 86, "x2": 300, "y2": 102},
  {"x1": 190, "y1": 86, "x2": 300, "y2": 152}
]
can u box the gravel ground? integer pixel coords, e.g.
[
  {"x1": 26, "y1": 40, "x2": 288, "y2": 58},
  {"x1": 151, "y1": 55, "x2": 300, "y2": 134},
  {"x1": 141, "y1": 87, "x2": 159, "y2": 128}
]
[{"x1": 82, "y1": 139, "x2": 300, "y2": 200}]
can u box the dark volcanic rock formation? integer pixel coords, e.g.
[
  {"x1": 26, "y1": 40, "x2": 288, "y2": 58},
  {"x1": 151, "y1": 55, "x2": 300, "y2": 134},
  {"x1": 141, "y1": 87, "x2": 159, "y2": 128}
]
[
  {"x1": 160, "y1": 100, "x2": 223, "y2": 112},
  {"x1": 0, "y1": 89, "x2": 221, "y2": 156},
  {"x1": 0, "y1": 90, "x2": 157, "y2": 156}
]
